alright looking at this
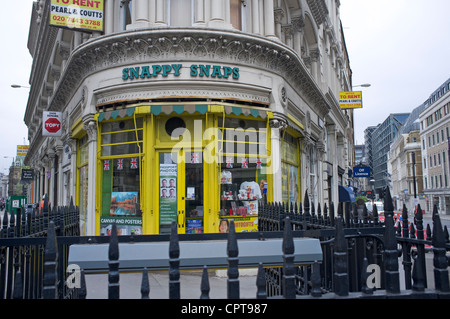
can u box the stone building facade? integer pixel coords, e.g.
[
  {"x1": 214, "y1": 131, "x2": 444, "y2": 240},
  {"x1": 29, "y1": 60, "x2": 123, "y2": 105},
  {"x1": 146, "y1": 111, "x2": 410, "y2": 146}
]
[{"x1": 23, "y1": 0, "x2": 354, "y2": 235}]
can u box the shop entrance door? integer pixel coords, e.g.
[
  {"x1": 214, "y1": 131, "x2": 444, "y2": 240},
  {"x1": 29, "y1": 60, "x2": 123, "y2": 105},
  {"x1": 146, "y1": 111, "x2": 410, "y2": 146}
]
[{"x1": 158, "y1": 151, "x2": 204, "y2": 234}]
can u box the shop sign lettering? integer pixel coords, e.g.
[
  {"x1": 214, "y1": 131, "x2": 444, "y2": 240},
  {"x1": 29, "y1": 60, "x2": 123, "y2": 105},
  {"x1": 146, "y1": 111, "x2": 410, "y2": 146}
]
[{"x1": 122, "y1": 64, "x2": 239, "y2": 80}]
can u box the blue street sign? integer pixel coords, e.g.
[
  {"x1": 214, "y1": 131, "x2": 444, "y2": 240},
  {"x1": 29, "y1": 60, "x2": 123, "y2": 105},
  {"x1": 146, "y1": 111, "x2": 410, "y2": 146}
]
[{"x1": 353, "y1": 166, "x2": 370, "y2": 178}]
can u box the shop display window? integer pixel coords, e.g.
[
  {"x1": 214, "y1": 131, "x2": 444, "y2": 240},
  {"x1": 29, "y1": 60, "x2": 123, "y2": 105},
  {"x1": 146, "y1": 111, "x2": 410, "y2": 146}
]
[
  {"x1": 101, "y1": 118, "x2": 143, "y2": 156},
  {"x1": 99, "y1": 118, "x2": 143, "y2": 235},
  {"x1": 218, "y1": 117, "x2": 268, "y2": 230},
  {"x1": 219, "y1": 159, "x2": 267, "y2": 215},
  {"x1": 281, "y1": 132, "x2": 300, "y2": 204},
  {"x1": 77, "y1": 134, "x2": 89, "y2": 235}
]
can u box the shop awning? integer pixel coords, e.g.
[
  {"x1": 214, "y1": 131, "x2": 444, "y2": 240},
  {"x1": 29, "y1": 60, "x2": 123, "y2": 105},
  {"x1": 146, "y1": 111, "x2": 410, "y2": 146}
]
[
  {"x1": 98, "y1": 107, "x2": 136, "y2": 122},
  {"x1": 339, "y1": 185, "x2": 356, "y2": 203},
  {"x1": 223, "y1": 105, "x2": 267, "y2": 119},
  {"x1": 149, "y1": 104, "x2": 209, "y2": 116},
  {"x1": 98, "y1": 104, "x2": 269, "y2": 121}
]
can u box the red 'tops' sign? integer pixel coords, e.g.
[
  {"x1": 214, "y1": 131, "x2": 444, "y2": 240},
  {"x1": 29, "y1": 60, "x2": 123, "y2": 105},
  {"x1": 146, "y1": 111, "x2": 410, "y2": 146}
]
[
  {"x1": 45, "y1": 118, "x2": 61, "y2": 133},
  {"x1": 42, "y1": 111, "x2": 63, "y2": 137}
]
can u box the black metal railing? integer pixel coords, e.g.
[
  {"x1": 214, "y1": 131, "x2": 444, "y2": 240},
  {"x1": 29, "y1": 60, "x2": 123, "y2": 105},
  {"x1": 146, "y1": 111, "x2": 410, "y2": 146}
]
[
  {"x1": 0, "y1": 195, "x2": 80, "y2": 299},
  {"x1": 1, "y1": 187, "x2": 449, "y2": 299}
]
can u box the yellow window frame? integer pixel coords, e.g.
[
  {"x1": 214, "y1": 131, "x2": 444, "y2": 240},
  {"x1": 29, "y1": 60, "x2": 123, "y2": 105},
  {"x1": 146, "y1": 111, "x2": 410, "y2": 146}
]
[{"x1": 95, "y1": 114, "x2": 145, "y2": 235}]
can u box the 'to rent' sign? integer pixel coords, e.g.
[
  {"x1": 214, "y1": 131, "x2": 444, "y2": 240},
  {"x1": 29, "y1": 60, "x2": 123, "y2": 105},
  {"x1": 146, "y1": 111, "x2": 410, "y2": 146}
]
[{"x1": 43, "y1": 111, "x2": 63, "y2": 137}]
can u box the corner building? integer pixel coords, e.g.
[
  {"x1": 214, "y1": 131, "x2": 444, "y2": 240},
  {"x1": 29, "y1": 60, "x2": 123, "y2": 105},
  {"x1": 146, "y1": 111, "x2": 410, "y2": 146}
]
[{"x1": 24, "y1": 0, "x2": 354, "y2": 235}]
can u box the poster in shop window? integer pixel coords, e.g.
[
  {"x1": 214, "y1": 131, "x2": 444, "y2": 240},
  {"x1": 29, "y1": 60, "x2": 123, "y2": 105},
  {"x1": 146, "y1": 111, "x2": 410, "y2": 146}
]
[
  {"x1": 110, "y1": 192, "x2": 137, "y2": 216},
  {"x1": 159, "y1": 163, "x2": 177, "y2": 225}
]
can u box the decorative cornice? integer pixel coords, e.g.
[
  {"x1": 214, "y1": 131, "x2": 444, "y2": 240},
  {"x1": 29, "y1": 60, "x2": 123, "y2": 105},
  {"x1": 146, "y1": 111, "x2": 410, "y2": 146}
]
[
  {"x1": 306, "y1": 0, "x2": 329, "y2": 26},
  {"x1": 48, "y1": 28, "x2": 330, "y2": 117}
]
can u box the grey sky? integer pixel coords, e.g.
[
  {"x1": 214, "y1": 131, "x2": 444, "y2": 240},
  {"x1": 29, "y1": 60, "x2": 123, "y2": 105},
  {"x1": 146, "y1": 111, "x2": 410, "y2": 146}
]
[
  {"x1": 340, "y1": 0, "x2": 450, "y2": 144},
  {"x1": 0, "y1": 1, "x2": 33, "y2": 173},
  {"x1": 1, "y1": 1, "x2": 450, "y2": 174}
]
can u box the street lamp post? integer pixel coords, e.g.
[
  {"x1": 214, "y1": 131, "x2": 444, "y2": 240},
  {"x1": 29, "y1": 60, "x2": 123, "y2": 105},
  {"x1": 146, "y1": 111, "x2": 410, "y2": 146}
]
[
  {"x1": 353, "y1": 83, "x2": 371, "y2": 88},
  {"x1": 11, "y1": 84, "x2": 30, "y2": 89},
  {"x1": 411, "y1": 152, "x2": 417, "y2": 203}
]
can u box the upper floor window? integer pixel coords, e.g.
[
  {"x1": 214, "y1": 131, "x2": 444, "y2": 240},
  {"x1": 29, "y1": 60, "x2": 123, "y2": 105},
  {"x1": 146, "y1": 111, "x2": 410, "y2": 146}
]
[
  {"x1": 121, "y1": 0, "x2": 132, "y2": 30},
  {"x1": 230, "y1": 0, "x2": 243, "y2": 30}
]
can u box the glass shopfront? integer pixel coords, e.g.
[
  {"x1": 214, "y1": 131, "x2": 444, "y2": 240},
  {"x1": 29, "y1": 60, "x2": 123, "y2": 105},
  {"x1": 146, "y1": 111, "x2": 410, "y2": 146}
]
[
  {"x1": 281, "y1": 131, "x2": 301, "y2": 205},
  {"x1": 99, "y1": 118, "x2": 143, "y2": 235},
  {"x1": 77, "y1": 134, "x2": 89, "y2": 235},
  {"x1": 218, "y1": 117, "x2": 269, "y2": 232},
  {"x1": 95, "y1": 103, "x2": 274, "y2": 235}
]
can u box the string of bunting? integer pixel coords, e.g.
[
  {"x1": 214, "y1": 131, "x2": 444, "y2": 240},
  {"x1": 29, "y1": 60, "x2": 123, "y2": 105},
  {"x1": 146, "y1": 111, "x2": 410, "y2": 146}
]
[{"x1": 103, "y1": 158, "x2": 139, "y2": 170}]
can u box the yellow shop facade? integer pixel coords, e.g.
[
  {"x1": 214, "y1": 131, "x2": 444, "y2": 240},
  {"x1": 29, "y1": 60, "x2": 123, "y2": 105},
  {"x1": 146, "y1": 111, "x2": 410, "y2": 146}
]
[
  {"x1": 91, "y1": 101, "x2": 276, "y2": 235},
  {"x1": 23, "y1": 1, "x2": 353, "y2": 236}
]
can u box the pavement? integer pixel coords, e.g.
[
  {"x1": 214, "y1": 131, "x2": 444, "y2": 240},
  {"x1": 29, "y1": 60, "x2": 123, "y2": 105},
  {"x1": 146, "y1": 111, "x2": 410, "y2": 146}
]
[{"x1": 84, "y1": 269, "x2": 259, "y2": 299}]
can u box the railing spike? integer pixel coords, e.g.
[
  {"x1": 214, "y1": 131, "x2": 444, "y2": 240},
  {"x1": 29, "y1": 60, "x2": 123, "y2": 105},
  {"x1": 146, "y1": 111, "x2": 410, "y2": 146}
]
[
  {"x1": 227, "y1": 219, "x2": 239, "y2": 299},
  {"x1": 79, "y1": 269, "x2": 87, "y2": 299},
  {"x1": 108, "y1": 223, "x2": 120, "y2": 299},
  {"x1": 169, "y1": 221, "x2": 180, "y2": 299},
  {"x1": 200, "y1": 266, "x2": 210, "y2": 299},
  {"x1": 310, "y1": 262, "x2": 322, "y2": 297},
  {"x1": 383, "y1": 187, "x2": 400, "y2": 294},
  {"x1": 256, "y1": 263, "x2": 267, "y2": 299},
  {"x1": 431, "y1": 207, "x2": 450, "y2": 292},
  {"x1": 43, "y1": 221, "x2": 58, "y2": 299},
  {"x1": 333, "y1": 217, "x2": 348, "y2": 296},
  {"x1": 141, "y1": 268, "x2": 150, "y2": 299},
  {"x1": 402, "y1": 204, "x2": 409, "y2": 238},
  {"x1": 282, "y1": 217, "x2": 296, "y2": 299},
  {"x1": 13, "y1": 269, "x2": 23, "y2": 299}
]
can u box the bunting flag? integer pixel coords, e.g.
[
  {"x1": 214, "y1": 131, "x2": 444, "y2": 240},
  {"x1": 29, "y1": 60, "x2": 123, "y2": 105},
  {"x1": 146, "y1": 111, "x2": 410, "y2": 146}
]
[
  {"x1": 104, "y1": 159, "x2": 110, "y2": 171},
  {"x1": 256, "y1": 158, "x2": 262, "y2": 169},
  {"x1": 241, "y1": 157, "x2": 248, "y2": 168},
  {"x1": 130, "y1": 157, "x2": 138, "y2": 169},
  {"x1": 226, "y1": 156, "x2": 233, "y2": 168},
  {"x1": 117, "y1": 159, "x2": 124, "y2": 170},
  {"x1": 191, "y1": 152, "x2": 200, "y2": 164}
]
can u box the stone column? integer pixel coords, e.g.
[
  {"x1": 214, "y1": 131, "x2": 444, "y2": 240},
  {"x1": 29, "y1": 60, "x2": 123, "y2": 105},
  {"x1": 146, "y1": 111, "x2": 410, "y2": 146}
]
[
  {"x1": 251, "y1": 0, "x2": 260, "y2": 34},
  {"x1": 194, "y1": 0, "x2": 206, "y2": 25},
  {"x1": 269, "y1": 114, "x2": 288, "y2": 202},
  {"x1": 82, "y1": 114, "x2": 98, "y2": 236},
  {"x1": 68, "y1": 137, "x2": 77, "y2": 206},
  {"x1": 210, "y1": 0, "x2": 225, "y2": 22},
  {"x1": 135, "y1": 0, "x2": 150, "y2": 25},
  {"x1": 263, "y1": 0, "x2": 276, "y2": 39},
  {"x1": 273, "y1": 7, "x2": 284, "y2": 40},
  {"x1": 282, "y1": 24, "x2": 293, "y2": 48},
  {"x1": 48, "y1": 149, "x2": 56, "y2": 208},
  {"x1": 155, "y1": 0, "x2": 167, "y2": 25},
  {"x1": 292, "y1": 15, "x2": 304, "y2": 56},
  {"x1": 55, "y1": 143, "x2": 64, "y2": 207},
  {"x1": 105, "y1": 0, "x2": 115, "y2": 34},
  {"x1": 209, "y1": 0, "x2": 232, "y2": 28}
]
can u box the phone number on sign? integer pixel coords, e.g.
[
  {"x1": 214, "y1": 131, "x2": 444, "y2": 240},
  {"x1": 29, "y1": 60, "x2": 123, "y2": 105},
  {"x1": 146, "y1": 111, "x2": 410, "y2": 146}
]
[{"x1": 51, "y1": 15, "x2": 102, "y2": 29}]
